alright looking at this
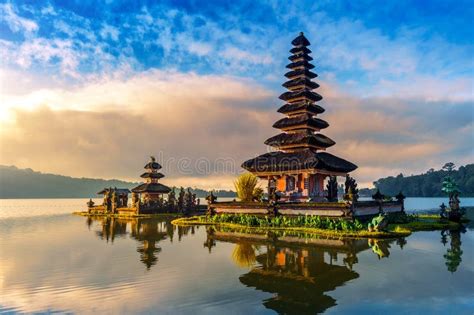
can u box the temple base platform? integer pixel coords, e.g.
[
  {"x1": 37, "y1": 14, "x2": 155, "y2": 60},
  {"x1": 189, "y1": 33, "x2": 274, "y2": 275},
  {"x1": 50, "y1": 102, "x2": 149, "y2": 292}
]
[{"x1": 209, "y1": 200, "x2": 403, "y2": 219}]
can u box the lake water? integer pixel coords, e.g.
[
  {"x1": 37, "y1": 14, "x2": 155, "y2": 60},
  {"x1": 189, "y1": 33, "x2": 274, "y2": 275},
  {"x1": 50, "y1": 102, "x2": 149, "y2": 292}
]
[{"x1": 0, "y1": 198, "x2": 473, "y2": 314}]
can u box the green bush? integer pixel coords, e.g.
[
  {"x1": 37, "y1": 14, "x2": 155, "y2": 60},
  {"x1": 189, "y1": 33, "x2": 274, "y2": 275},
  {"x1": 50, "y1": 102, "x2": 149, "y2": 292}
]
[
  {"x1": 203, "y1": 214, "x2": 364, "y2": 231},
  {"x1": 234, "y1": 173, "x2": 261, "y2": 202}
]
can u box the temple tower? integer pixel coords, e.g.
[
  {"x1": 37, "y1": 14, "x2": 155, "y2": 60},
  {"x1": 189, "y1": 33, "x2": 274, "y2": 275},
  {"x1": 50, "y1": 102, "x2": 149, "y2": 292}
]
[
  {"x1": 242, "y1": 32, "x2": 357, "y2": 202},
  {"x1": 132, "y1": 156, "x2": 171, "y2": 203}
]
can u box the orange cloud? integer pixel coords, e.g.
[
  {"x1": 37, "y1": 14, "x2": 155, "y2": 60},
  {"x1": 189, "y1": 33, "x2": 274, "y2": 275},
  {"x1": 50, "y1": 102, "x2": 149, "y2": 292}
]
[{"x1": 1, "y1": 70, "x2": 471, "y2": 189}]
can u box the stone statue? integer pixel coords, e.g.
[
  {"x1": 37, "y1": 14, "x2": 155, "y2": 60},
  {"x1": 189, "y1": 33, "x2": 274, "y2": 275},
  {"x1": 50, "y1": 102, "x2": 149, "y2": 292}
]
[
  {"x1": 131, "y1": 192, "x2": 138, "y2": 206},
  {"x1": 123, "y1": 194, "x2": 128, "y2": 207},
  {"x1": 178, "y1": 187, "x2": 185, "y2": 213},
  {"x1": 368, "y1": 213, "x2": 388, "y2": 232},
  {"x1": 87, "y1": 198, "x2": 95, "y2": 212},
  {"x1": 326, "y1": 176, "x2": 338, "y2": 202},
  {"x1": 345, "y1": 186, "x2": 355, "y2": 203},
  {"x1": 192, "y1": 193, "x2": 197, "y2": 207},
  {"x1": 344, "y1": 175, "x2": 359, "y2": 202},
  {"x1": 105, "y1": 189, "x2": 112, "y2": 212},
  {"x1": 372, "y1": 189, "x2": 384, "y2": 201},
  {"x1": 206, "y1": 191, "x2": 217, "y2": 215},
  {"x1": 206, "y1": 191, "x2": 217, "y2": 204},
  {"x1": 268, "y1": 177, "x2": 277, "y2": 202},
  {"x1": 103, "y1": 191, "x2": 108, "y2": 206},
  {"x1": 184, "y1": 188, "x2": 193, "y2": 213},
  {"x1": 439, "y1": 202, "x2": 448, "y2": 219},
  {"x1": 168, "y1": 187, "x2": 177, "y2": 211},
  {"x1": 111, "y1": 190, "x2": 117, "y2": 213},
  {"x1": 395, "y1": 191, "x2": 406, "y2": 212}
]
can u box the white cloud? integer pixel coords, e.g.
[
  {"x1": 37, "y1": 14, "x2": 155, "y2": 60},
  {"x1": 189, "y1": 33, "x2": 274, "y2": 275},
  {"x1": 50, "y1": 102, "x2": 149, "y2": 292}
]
[
  {"x1": 1, "y1": 68, "x2": 472, "y2": 189},
  {"x1": 100, "y1": 23, "x2": 120, "y2": 41},
  {"x1": 13, "y1": 38, "x2": 80, "y2": 77},
  {"x1": 0, "y1": 70, "x2": 274, "y2": 188},
  {"x1": 0, "y1": 3, "x2": 38, "y2": 34},
  {"x1": 0, "y1": 2, "x2": 472, "y2": 190},
  {"x1": 40, "y1": 4, "x2": 57, "y2": 16}
]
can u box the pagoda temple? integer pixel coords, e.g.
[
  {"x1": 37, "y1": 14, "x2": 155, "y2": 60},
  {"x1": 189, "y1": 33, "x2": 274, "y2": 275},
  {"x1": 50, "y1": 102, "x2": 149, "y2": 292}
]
[
  {"x1": 132, "y1": 156, "x2": 171, "y2": 204},
  {"x1": 242, "y1": 32, "x2": 357, "y2": 202}
]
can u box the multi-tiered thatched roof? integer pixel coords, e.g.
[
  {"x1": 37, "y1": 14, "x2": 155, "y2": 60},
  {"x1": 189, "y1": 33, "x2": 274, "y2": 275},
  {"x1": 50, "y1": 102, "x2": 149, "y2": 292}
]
[
  {"x1": 132, "y1": 157, "x2": 171, "y2": 193},
  {"x1": 242, "y1": 32, "x2": 357, "y2": 175}
]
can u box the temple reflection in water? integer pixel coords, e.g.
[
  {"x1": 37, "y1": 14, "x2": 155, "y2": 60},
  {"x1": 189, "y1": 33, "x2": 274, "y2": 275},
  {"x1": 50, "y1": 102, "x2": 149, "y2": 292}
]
[
  {"x1": 86, "y1": 216, "x2": 197, "y2": 269},
  {"x1": 84, "y1": 216, "x2": 466, "y2": 314},
  {"x1": 205, "y1": 227, "x2": 402, "y2": 314}
]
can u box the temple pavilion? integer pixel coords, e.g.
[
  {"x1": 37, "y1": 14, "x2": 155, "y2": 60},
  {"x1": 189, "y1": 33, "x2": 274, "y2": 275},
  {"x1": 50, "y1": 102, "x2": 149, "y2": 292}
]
[
  {"x1": 242, "y1": 32, "x2": 357, "y2": 202},
  {"x1": 132, "y1": 156, "x2": 171, "y2": 204}
]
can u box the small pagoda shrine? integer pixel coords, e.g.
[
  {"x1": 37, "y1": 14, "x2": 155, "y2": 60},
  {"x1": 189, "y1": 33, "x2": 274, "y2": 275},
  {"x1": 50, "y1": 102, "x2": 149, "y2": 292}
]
[
  {"x1": 131, "y1": 156, "x2": 171, "y2": 205},
  {"x1": 242, "y1": 32, "x2": 357, "y2": 202}
]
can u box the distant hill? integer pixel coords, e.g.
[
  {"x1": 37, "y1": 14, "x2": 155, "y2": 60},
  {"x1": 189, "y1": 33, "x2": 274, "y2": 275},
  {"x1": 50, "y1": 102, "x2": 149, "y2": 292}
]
[
  {"x1": 0, "y1": 165, "x2": 236, "y2": 199},
  {"x1": 4, "y1": 163, "x2": 471, "y2": 199},
  {"x1": 373, "y1": 163, "x2": 474, "y2": 197}
]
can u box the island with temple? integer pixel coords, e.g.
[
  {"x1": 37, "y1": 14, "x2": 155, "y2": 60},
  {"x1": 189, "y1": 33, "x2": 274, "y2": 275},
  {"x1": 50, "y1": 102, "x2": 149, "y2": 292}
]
[
  {"x1": 206, "y1": 32, "x2": 404, "y2": 219},
  {"x1": 78, "y1": 32, "x2": 467, "y2": 238},
  {"x1": 84, "y1": 156, "x2": 204, "y2": 216}
]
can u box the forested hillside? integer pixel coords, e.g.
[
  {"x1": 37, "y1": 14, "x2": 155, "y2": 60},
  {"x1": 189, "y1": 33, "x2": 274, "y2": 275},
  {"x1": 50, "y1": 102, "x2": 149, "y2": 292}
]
[
  {"x1": 373, "y1": 163, "x2": 474, "y2": 197},
  {"x1": 0, "y1": 165, "x2": 235, "y2": 198},
  {"x1": 2, "y1": 163, "x2": 472, "y2": 198}
]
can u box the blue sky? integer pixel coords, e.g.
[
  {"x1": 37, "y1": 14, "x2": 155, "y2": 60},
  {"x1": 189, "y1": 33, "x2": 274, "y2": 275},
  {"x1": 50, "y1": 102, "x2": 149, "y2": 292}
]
[
  {"x1": 0, "y1": 0, "x2": 473, "y2": 188},
  {"x1": 2, "y1": 0, "x2": 472, "y2": 93}
]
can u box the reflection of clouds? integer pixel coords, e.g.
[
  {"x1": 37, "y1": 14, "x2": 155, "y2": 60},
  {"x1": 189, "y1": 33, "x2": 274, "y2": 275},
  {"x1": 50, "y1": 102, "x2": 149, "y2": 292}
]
[
  {"x1": 329, "y1": 231, "x2": 474, "y2": 313},
  {"x1": 0, "y1": 216, "x2": 157, "y2": 313},
  {"x1": 0, "y1": 215, "x2": 264, "y2": 313},
  {"x1": 402, "y1": 239, "x2": 440, "y2": 253},
  {"x1": 1, "y1": 213, "x2": 473, "y2": 314},
  {"x1": 0, "y1": 281, "x2": 156, "y2": 314}
]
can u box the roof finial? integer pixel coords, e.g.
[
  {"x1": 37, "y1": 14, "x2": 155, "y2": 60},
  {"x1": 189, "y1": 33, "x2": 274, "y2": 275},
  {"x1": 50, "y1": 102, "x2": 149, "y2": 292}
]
[{"x1": 299, "y1": 31, "x2": 304, "y2": 36}]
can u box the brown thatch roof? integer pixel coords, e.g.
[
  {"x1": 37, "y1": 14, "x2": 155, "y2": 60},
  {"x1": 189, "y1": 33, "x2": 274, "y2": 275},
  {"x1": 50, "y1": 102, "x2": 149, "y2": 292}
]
[
  {"x1": 144, "y1": 161, "x2": 162, "y2": 170},
  {"x1": 265, "y1": 132, "x2": 335, "y2": 149},
  {"x1": 282, "y1": 78, "x2": 319, "y2": 90},
  {"x1": 140, "y1": 172, "x2": 165, "y2": 179},
  {"x1": 286, "y1": 60, "x2": 315, "y2": 70},
  {"x1": 284, "y1": 69, "x2": 317, "y2": 79},
  {"x1": 279, "y1": 90, "x2": 323, "y2": 102},
  {"x1": 290, "y1": 46, "x2": 311, "y2": 54},
  {"x1": 132, "y1": 183, "x2": 171, "y2": 193},
  {"x1": 273, "y1": 115, "x2": 329, "y2": 130},
  {"x1": 277, "y1": 102, "x2": 325, "y2": 115},
  {"x1": 291, "y1": 32, "x2": 311, "y2": 46},
  {"x1": 97, "y1": 188, "x2": 131, "y2": 195},
  {"x1": 242, "y1": 149, "x2": 358, "y2": 174},
  {"x1": 288, "y1": 53, "x2": 313, "y2": 62}
]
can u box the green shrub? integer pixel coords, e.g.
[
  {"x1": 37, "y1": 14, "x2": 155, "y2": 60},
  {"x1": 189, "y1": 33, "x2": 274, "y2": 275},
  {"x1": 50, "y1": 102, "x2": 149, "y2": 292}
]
[
  {"x1": 234, "y1": 173, "x2": 261, "y2": 202},
  {"x1": 203, "y1": 214, "x2": 364, "y2": 231}
]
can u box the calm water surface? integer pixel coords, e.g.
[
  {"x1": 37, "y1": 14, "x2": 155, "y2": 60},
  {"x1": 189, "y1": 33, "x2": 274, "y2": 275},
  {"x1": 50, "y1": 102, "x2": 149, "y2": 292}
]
[{"x1": 0, "y1": 199, "x2": 473, "y2": 314}]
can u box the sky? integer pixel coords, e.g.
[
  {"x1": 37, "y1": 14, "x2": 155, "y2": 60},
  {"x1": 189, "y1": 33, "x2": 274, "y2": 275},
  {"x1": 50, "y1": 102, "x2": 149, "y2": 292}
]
[{"x1": 0, "y1": 0, "x2": 473, "y2": 189}]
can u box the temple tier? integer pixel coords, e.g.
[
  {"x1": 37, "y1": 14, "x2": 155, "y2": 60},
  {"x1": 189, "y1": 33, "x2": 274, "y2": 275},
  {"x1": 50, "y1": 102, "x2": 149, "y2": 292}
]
[
  {"x1": 132, "y1": 156, "x2": 171, "y2": 203},
  {"x1": 242, "y1": 32, "x2": 357, "y2": 202}
]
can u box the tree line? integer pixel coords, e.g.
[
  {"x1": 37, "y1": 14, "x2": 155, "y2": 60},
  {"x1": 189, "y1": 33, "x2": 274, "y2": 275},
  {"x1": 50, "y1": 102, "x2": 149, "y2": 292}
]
[
  {"x1": 372, "y1": 163, "x2": 474, "y2": 197},
  {"x1": 0, "y1": 165, "x2": 235, "y2": 198}
]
